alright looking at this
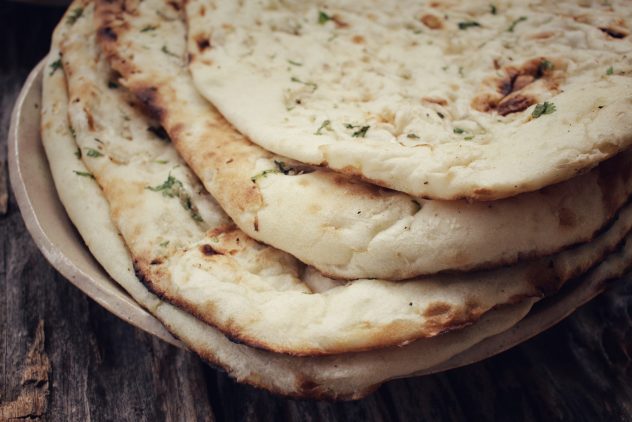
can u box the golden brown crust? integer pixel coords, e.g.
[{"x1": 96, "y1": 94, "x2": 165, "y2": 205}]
[
  {"x1": 472, "y1": 57, "x2": 566, "y2": 116},
  {"x1": 131, "y1": 222, "x2": 624, "y2": 357},
  {"x1": 135, "y1": 253, "x2": 503, "y2": 357},
  {"x1": 101, "y1": 10, "x2": 271, "y2": 219}
]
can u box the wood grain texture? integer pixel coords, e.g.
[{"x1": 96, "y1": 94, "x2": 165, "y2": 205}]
[{"x1": 0, "y1": 3, "x2": 631, "y2": 421}]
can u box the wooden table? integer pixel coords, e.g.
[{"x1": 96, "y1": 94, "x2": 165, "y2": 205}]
[{"x1": 1, "y1": 3, "x2": 631, "y2": 420}]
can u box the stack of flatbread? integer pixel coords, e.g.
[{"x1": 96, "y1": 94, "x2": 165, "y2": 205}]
[{"x1": 40, "y1": 0, "x2": 632, "y2": 399}]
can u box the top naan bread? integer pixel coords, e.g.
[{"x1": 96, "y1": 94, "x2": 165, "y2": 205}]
[
  {"x1": 94, "y1": 0, "x2": 632, "y2": 281},
  {"x1": 187, "y1": 0, "x2": 632, "y2": 199}
]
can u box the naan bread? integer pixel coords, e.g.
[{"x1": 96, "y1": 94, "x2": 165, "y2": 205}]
[
  {"x1": 42, "y1": 5, "x2": 632, "y2": 400},
  {"x1": 95, "y1": 0, "x2": 632, "y2": 281},
  {"x1": 41, "y1": 5, "x2": 537, "y2": 399},
  {"x1": 186, "y1": 0, "x2": 632, "y2": 200},
  {"x1": 59, "y1": 2, "x2": 632, "y2": 356}
]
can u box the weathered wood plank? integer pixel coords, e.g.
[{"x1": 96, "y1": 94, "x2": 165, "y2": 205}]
[
  {"x1": 1, "y1": 204, "x2": 216, "y2": 421},
  {"x1": 0, "y1": 320, "x2": 49, "y2": 420},
  {"x1": 0, "y1": 4, "x2": 63, "y2": 419}
]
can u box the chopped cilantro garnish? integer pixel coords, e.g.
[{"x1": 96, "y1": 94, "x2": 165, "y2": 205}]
[
  {"x1": 291, "y1": 76, "x2": 318, "y2": 92},
  {"x1": 73, "y1": 170, "x2": 94, "y2": 179},
  {"x1": 74, "y1": 148, "x2": 81, "y2": 159},
  {"x1": 86, "y1": 148, "x2": 103, "y2": 158},
  {"x1": 250, "y1": 169, "x2": 279, "y2": 182},
  {"x1": 147, "y1": 174, "x2": 180, "y2": 195},
  {"x1": 251, "y1": 160, "x2": 302, "y2": 181},
  {"x1": 67, "y1": 8, "x2": 83, "y2": 25},
  {"x1": 531, "y1": 101, "x2": 556, "y2": 118},
  {"x1": 314, "y1": 119, "x2": 331, "y2": 135},
  {"x1": 464, "y1": 135, "x2": 474, "y2": 140},
  {"x1": 607, "y1": 66, "x2": 614, "y2": 75},
  {"x1": 407, "y1": 133, "x2": 420, "y2": 139},
  {"x1": 490, "y1": 4, "x2": 497, "y2": 15},
  {"x1": 189, "y1": 209, "x2": 203, "y2": 222},
  {"x1": 159, "y1": 240, "x2": 170, "y2": 247},
  {"x1": 508, "y1": 16, "x2": 527, "y2": 32},
  {"x1": 49, "y1": 58, "x2": 62, "y2": 76},
  {"x1": 147, "y1": 174, "x2": 203, "y2": 223},
  {"x1": 351, "y1": 125, "x2": 370, "y2": 138},
  {"x1": 161, "y1": 45, "x2": 180, "y2": 58},
  {"x1": 141, "y1": 25, "x2": 158, "y2": 32},
  {"x1": 458, "y1": 21, "x2": 481, "y2": 30},
  {"x1": 453, "y1": 127, "x2": 465, "y2": 134},
  {"x1": 539, "y1": 60, "x2": 554, "y2": 73},
  {"x1": 318, "y1": 11, "x2": 332, "y2": 24},
  {"x1": 69, "y1": 127, "x2": 76, "y2": 139},
  {"x1": 288, "y1": 59, "x2": 303, "y2": 66}
]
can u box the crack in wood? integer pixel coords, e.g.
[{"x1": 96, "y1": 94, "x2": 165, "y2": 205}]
[{"x1": 0, "y1": 320, "x2": 50, "y2": 421}]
